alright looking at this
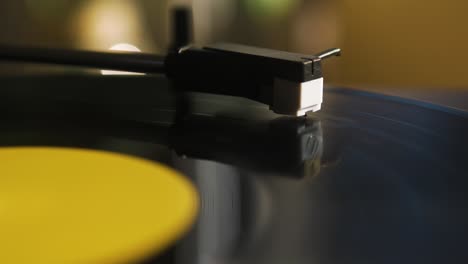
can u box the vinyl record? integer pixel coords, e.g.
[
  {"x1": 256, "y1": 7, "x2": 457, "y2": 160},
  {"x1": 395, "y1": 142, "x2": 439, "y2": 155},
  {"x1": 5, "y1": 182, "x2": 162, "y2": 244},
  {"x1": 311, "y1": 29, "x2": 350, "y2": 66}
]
[{"x1": 0, "y1": 75, "x2": 467, "y2": 264}]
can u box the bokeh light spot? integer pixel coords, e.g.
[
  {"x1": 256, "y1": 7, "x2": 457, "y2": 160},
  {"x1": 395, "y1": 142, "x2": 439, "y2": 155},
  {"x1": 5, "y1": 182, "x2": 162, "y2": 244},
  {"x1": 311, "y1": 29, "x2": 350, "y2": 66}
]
[
  {"x1": 73, "y1": 1, "x2": 143, "y2": 50},
  {"x1": 244, "y1": 0, "x2": 301, "y2": 21}
]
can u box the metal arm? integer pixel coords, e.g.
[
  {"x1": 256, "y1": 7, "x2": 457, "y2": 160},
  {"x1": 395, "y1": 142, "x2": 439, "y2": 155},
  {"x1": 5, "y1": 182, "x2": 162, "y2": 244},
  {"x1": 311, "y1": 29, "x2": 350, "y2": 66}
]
[
  {"x1": 316, "y1": 48, "x2": 341, "y2": 60},
  {"x1": 0, "y1": 44, "x2": 166, "y2": 74}
]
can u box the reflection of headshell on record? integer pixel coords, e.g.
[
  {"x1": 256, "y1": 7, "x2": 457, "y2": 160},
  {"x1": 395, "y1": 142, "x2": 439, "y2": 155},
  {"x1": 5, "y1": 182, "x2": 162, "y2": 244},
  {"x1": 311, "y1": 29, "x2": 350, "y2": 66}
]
[
  {"x1": 171, "y1": 114, "x2": 323, "y2": 177},
  {"x1": 0, "y1": 7, "x2": 340, "y2": 117}
]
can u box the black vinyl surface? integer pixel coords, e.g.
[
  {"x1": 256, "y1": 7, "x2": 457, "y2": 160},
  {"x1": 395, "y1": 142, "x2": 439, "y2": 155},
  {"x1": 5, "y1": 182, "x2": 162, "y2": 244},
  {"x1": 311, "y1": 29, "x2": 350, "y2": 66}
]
[{"x1": 1, "y1": 75, "x2": 468, "y2": 264}]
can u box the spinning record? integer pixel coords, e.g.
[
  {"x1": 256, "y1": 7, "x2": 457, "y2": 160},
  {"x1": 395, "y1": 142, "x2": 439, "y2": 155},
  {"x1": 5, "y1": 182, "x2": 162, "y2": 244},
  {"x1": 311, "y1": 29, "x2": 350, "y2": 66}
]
[{"x1": 0, "y1": 76, "x2": 467, "y2": 264}]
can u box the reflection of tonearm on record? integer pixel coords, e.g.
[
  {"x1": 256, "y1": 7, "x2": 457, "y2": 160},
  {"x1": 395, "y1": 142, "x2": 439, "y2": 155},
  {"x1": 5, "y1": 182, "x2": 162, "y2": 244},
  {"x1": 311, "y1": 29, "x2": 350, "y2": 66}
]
[
  {"x1": 171, "y1": 114, "x2": 323, "y2": 177},
  {"x1": 0, "y1": 110, "x2": 324, "y2": 178}
]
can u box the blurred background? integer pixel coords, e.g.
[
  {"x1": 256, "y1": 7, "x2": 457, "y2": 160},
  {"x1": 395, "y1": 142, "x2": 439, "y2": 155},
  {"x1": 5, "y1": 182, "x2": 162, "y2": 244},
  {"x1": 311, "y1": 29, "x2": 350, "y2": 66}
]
[{"x1": 0, "y1": 0, "x2": 467, "y2": 108}]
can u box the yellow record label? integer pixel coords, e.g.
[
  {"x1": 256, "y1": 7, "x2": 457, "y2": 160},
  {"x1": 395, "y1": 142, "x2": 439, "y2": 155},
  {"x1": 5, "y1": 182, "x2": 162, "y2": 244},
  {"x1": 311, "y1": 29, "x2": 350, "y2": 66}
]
[{"x1": 0, "y1": 147, "x2": 198, "y2": 264}]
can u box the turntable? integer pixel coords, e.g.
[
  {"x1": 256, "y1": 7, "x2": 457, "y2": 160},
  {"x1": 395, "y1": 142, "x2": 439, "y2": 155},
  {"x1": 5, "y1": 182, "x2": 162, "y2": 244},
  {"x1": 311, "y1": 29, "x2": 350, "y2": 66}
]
[{"x1": 0, "y1": 7, "x2": 468, "y2": 264}]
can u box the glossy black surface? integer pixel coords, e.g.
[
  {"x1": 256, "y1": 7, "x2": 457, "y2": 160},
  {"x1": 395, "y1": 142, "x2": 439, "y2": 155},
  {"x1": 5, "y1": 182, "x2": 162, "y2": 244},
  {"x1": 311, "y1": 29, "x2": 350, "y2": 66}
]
[{"x1": 1, "y1": 76, "x2": 468, "y2": 264}]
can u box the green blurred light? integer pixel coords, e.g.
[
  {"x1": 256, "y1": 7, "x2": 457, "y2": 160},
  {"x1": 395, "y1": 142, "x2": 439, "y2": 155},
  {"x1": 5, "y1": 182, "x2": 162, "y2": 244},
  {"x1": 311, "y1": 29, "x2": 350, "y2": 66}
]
[{"x1": 244, "y1": 0, "x2": 300, "y2": 20}]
